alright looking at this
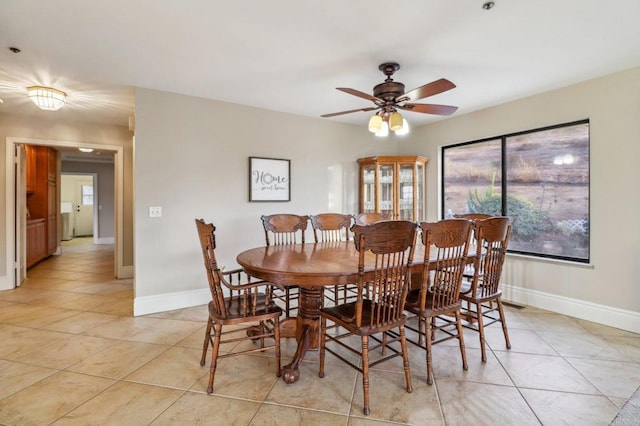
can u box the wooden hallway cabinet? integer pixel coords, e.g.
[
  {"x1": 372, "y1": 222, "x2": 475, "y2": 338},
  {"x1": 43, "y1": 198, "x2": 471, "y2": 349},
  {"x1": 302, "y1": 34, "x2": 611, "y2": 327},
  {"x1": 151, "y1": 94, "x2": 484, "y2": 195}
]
[
  {"x1": 357, "y1": 155, "x2": 428, "y2": 222},
  {"x1": 46, "y1": 148, "x2": 58, "y2": 255},
  {"x1": 26, "y1": 219, "x2": 46, "y2": 268},
  {"x1": 25, "y1": 145, "x2": 59, "y2": 266},
  {"x1": 25, "y1": 145, "x2": 37, "y2": 194}
]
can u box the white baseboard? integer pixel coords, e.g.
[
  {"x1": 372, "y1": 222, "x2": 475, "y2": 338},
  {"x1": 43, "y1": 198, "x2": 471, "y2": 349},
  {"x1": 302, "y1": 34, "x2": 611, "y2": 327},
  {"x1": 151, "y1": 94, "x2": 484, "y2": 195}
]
[
  {"x1": 131, "y1": 282, "x2": 640, "y2": 334},
  {"x1": 502, "y1": 284, "x2": 640, "y2": 334},
  {"x1": 0, "y1": 275, "x2": 12, "y2": 291},
  {"x1": 134, "y1": 288, "x2": 210, "y2": 316},
  {"x1": 96, "y1": 237, "x2": 115, "y2": 244}
]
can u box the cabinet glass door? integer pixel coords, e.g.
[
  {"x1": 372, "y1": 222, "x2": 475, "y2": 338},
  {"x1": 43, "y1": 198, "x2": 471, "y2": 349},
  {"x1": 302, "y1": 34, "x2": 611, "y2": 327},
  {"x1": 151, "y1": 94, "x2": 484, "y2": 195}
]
[
  {"x1": 362, "y1": 165, "x2": 376, "y2": 212},
  {"x1": 398, "y1": 164, "x2": 415, "y2": 220},
  {"x1": 379, "y1": 164, "x2": 394, "y2": 216},
  {"x1": 416, "y1": 162, "x2": 424, "y2": 221},
  {"x1": 358, "y1": 156, "x2": 427, "y2": 222}
]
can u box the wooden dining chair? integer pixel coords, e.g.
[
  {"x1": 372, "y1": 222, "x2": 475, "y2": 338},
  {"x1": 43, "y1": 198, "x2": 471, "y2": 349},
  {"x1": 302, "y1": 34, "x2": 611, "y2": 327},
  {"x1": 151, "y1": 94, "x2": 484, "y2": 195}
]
[
  {"x1": 195, "y1": 219, "x2": 282, "y2": 394},
  {"x1": 404, "y1": 218, "x2": 473, "y2": 385},
  {"x1": 460, "y1": 216, "x2": 512, "y2": 362},
  {"x1": 260, "y1": 214, "x2": 309, "y2": 317},
  {"x1": 318, "y1": 220, "x2": 417, "y2": 415},
  {"x1": 453, "y1": 213, "x2": 492, "y2": 280},
  {"x1": 309, "y1": 213, "x2": 356, "y2": 305},
  {"x1": 354, "y1": 212, "x2": 393, "y2": 225}
]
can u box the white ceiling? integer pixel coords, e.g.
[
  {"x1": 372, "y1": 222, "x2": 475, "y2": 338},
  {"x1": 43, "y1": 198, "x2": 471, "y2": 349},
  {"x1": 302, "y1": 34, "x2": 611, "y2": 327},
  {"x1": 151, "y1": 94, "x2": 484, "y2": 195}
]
[{"x1": 1, "y1": 1, "x2": 639, "y2": 129}]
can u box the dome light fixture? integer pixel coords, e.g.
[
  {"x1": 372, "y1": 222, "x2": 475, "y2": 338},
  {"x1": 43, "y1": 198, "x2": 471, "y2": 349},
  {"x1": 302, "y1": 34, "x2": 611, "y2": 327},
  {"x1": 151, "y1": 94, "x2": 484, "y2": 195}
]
[{"x1": 27, "y1": 86, "x2": 67, "y2": 111}]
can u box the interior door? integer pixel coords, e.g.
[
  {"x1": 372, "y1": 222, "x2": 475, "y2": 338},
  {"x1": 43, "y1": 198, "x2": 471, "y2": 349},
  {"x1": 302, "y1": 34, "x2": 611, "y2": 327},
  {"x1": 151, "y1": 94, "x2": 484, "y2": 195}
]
[
  {"x1": 74, "y1": 177, "x2": 94, "y2": 236},
  {"x1": 15, "y1": 144, "x2": 27, "y2": 285}
]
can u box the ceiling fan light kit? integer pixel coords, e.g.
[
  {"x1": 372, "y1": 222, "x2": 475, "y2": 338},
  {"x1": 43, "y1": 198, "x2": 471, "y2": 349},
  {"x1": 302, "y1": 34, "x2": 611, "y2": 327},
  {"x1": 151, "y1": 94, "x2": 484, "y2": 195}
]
[
  {"x1": 322, "y1": 62, "x2": 458, "y2": 137},
  {"x1": 395, "y1": 118, "x2": 410, "y2": 136},
  {"x1": 368, "y1": 114, "x2": 383, "y2": 133},
  {"x1": 375, "y1": 121, "x2": 389, "y2": 137},
  {"x1": 388, "y1": 111, "x2": 403, "y2": 131},
  {"x1": 27, "y1": 86, "x2": 67, "y2": 111}
]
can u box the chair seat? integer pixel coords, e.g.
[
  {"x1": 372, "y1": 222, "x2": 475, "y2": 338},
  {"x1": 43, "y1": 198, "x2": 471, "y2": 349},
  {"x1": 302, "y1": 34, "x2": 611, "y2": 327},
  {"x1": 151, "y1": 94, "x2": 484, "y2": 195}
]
[
  {"x1": 210, "y1": 294, "x2": 282, "y2": 323},
  {"x1": 321, "y1": 300, "x2": 407, "y2": 335},
  {"x1": 406, "y1": 288, "x2": 420, "y2": 305},
  {"x1": 273, "y1": 283, "x2": 299, "y2": 292},
  {"x1": 405, "y1": 288, "x2": 463, "y2": 315},
  {"x1": 459, "y1": 285, "x2": 502, "y2": 303}
]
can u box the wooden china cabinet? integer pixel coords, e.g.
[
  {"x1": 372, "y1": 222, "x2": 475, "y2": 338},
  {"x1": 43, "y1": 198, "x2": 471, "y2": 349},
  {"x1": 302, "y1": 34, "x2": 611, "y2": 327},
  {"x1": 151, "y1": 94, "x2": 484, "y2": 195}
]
[{"x1": 357, "y1": 155, "x2": 428, "y2": 222}]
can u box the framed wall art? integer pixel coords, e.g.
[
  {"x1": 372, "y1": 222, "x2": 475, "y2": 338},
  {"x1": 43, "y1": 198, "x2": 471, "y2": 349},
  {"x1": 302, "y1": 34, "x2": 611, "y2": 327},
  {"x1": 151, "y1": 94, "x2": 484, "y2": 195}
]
[{"x1": 249, "y1": 157, "x2": 290, "y2": 202}]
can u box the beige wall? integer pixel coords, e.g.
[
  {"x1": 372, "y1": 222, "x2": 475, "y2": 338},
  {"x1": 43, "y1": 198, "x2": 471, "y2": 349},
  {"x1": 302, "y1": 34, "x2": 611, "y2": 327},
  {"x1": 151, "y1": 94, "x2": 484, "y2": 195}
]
[
  {"x1": 0, "y1": 113, "x2": 134, "y2": 277},
  {"x1": 400, "y1": 67, "x2": 640, "y2": 328},
  {"x1": 133, "y1": 88, "x2": 399, "y2": 310}
]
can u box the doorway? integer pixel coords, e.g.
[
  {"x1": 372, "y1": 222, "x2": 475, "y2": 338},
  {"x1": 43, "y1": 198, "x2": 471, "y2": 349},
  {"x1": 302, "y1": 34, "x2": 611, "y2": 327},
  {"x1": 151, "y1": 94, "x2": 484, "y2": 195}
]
[
  {"x1": 61, "y1": 173, "x2": 98, "y2": 241},
  {"x1": 3, "y1": 137, "x2": 127, "y2": 290}
]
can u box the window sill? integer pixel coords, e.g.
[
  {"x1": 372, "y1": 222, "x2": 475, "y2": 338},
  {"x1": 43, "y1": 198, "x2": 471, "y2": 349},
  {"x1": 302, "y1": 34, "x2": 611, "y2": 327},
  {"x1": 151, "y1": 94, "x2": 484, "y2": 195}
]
[{"x1": 506, "y1": 252, "x2": 594, "y2": 269}]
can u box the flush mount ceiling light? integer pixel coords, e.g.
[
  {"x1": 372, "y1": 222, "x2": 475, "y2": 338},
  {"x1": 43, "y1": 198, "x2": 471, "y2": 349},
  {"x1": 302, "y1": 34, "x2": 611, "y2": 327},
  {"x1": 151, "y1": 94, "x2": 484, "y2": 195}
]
[
  {"x1": 27, "y1": 86, "x2": 67, "y2": 111},
  {"x1": 78, "y1": 148, "x2": 94, "y2": 153}
]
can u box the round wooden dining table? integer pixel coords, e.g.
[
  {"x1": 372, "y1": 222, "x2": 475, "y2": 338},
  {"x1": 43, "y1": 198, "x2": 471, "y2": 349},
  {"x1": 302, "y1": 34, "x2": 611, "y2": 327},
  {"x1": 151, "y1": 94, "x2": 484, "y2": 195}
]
[{"x1": 236, "y1": 240, "x2": 427, "y2": 384}]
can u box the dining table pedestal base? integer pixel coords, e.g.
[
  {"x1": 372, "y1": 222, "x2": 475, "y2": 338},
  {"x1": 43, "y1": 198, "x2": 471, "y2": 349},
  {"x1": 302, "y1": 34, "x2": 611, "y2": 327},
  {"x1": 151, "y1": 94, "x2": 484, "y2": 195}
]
[
  {"x1": 278, "y1": 318, "x2": 297, "y2": 339},
  {"x1": 281, "y1": 286, "x2": 323, "y2": 384}
]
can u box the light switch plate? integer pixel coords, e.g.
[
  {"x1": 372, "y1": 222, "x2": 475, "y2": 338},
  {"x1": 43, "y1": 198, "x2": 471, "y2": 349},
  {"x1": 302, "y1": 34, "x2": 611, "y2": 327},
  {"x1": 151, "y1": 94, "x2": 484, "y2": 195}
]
[{"x1": 149, "y1": 206, "x2": 162, "y2": 218}]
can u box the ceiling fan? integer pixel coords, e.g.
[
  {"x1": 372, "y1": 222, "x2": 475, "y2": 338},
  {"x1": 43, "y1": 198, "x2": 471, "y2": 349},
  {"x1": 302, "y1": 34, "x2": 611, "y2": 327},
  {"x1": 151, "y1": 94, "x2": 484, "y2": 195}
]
[{"x1": 321, "y1": 62, "x2": 458, "y2": 133}]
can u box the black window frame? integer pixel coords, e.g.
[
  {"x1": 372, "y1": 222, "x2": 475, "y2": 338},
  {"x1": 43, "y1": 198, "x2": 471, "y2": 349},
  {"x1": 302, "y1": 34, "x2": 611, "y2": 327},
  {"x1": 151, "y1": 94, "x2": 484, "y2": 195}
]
[{"x1": 441, "y1": 119, "x2": 590, "y2": 263}]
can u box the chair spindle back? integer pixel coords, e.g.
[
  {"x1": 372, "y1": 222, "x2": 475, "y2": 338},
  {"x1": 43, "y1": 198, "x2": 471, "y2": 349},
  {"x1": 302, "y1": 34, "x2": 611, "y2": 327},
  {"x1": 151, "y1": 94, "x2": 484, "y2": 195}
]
[
  {"x1": 261, "y1": 214, "x2": 309, "y2": 246},
  {"x1": 420, "y1": 219, "x2": 473, "y2": 312},
  {"x1": 310, "y1": 213, "x2": 353, "y2": 242},
  {"x1": 352, "y1": 220, "x2": 417, "y2": 329},
  {"x1": 472, "y1": 217, "x2": 511, "y2": 297}
]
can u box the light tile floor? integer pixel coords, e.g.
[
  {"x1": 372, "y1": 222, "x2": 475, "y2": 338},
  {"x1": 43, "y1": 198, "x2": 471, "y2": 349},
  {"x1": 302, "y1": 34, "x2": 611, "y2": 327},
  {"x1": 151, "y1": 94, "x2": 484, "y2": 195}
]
[{"x1": 0, "y1": 238, "x2": 638, "y2": 425}]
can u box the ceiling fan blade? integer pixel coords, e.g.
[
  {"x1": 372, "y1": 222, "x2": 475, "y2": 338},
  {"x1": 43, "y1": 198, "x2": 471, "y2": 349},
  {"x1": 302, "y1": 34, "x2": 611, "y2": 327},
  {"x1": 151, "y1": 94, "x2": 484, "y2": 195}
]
[
  {"x1": 399, "y1": 103, "x2": 458, "y2": 116},
  {"x1": 321, "y1": 106, "x2": 379, "y2": 118},
  {"x1": 336, "y1": 87, "x2": 383, "y2": 104},
  {"x1": 397, "y1": 78, "x2": 456, "y2": 103}
]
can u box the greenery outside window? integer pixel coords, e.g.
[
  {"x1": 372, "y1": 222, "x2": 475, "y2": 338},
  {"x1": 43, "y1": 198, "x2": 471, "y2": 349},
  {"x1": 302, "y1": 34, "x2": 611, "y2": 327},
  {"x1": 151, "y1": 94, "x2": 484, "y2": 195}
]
[{"x1": 442, "y1": 119, "x2": 589, "y2": 263}]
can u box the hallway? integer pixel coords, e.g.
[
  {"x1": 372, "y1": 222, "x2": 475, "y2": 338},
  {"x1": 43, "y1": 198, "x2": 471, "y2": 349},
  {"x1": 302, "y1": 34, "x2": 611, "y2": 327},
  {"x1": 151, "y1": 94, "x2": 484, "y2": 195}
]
[{"x1": 16, "y1": 238, "x2": 131, "y2": 315}]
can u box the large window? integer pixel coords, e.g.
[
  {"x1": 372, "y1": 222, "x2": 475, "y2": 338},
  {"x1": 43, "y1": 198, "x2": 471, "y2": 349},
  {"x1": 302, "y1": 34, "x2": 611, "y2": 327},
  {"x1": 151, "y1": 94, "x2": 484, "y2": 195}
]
[{"x1": 442, "y1": 120, "x2": 589, "y2": 263}]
